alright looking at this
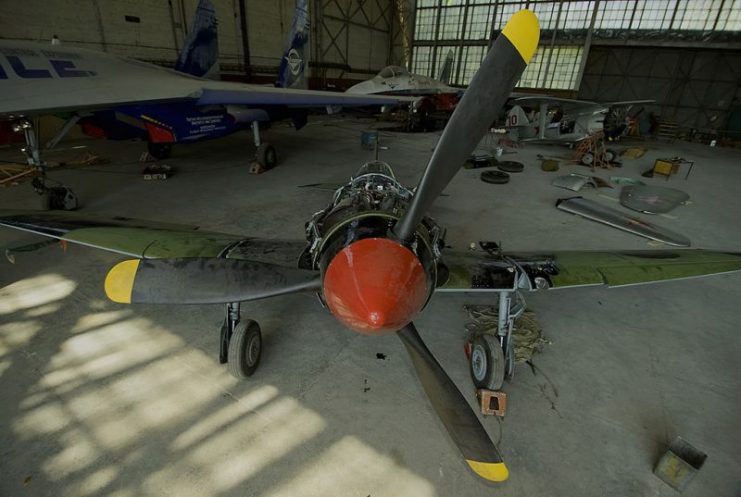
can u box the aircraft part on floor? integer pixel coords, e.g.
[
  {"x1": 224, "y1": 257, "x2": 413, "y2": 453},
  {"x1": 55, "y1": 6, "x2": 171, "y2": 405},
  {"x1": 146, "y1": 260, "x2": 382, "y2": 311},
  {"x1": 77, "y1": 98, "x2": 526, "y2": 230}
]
[
  {"x1": 496, "y1": 161, "x2": 524, "y2": 173},
  {"x1": 610, "y1": 176, "x2": 645, "y2": 186},
  {"x1": 552, "y1": 174, "x2": 597, "y2": 192},
  {"x1": 620, "y1": 185, "x2": 690, "y2": 214},
  {"x1": 556, "y1": 197, "x2": 691, "y2": 247},
  {"x1": 481, "y1": 170, "x2": 510, "y2": 184}
]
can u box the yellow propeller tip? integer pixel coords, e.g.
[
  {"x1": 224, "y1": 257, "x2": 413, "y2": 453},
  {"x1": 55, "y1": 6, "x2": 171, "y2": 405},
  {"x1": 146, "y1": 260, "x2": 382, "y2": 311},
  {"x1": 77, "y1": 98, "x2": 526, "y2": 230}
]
[
  {"x1": 105, "y1": 259, "x2": 139, "y2": 304},
  {"x1": 466, "y1": 460, "x2": 509, "y2": 482},
  {"x1": 501, "y1": 9, "x2": 540, "y2": 64}
]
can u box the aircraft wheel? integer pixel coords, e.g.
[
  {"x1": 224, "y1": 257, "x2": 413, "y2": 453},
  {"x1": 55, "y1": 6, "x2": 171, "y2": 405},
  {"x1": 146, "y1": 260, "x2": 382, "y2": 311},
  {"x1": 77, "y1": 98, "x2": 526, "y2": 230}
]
[
  {"x1": 496, "y1": 160, "x2": 524, "y2": 173},
  {"x1": 256, "y1": 143, "x2": 277, "y2": 169},
  {"x1": 480, "y1": 170, "x2": 510, "y2": 184},
  {"x1": 227, "y1": 319, "x2": 262, "y2": 379},
  {"x1": 580, "y1": 152, "x2": 595, "y2": 166},
  {"x1": 148, "y1": 142, "x2": 172, "y2": 160},
  {"x1": 604, "y1": 149, "x2": 617, "y2": 162},
  {"x1": 469, "y1": 333, "x2": 505, "y2": 391}
]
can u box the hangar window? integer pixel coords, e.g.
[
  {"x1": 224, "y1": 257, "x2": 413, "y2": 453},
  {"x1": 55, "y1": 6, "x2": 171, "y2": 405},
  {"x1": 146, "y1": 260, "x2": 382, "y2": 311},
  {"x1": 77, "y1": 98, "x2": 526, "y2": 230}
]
[
  {"x1": 672, "y1": 0, "x2": 723, "y2": 30},
  {"x1": 517, "y1": 45, "x2": 583, "y2": 90},
  {"x1": 465, "y1": 4, "x2": 495, "y2": 39},
  {"x1": 412, "y1": 46, "x2": 433, "y2": 77},
  {"x1": 414, "y1": 7, "x2": 438, "y2": 41},
  {"x1": 530, "y1": 1, "x2": 562, "y2": 30},
  {"x1": 716, "y1": 0, "x2": 741, "y2": 30},
  {"x1": 595, "y1": 0, "x2": 636, "y2": 30},
  {"x1": 458, "y1": 45, "x2": 487, "y2": 84},
  {"x1": 440, "y1": 6, "x2": 465, "y2": 39},
  {"x1": 410, "y1": 0, "x2": 741, "y2": 91},
  {"x1": 560, "y1": 1, "x2": 595, "y2": 30},
  {"x1": 632, "y1": 0, "x2": 676, "y2": 30}
]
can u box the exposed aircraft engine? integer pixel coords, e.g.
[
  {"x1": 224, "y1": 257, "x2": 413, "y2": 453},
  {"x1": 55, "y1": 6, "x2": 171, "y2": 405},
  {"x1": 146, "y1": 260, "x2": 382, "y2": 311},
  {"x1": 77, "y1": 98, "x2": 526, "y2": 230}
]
[{"x1": 304, "y1": 161, "x2": 444, "y2": 334}]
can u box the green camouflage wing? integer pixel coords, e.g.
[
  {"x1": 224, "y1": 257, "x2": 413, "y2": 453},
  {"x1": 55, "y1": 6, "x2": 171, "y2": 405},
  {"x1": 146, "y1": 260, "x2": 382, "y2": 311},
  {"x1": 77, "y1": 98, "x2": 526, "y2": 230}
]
[
  {"x1": 439, "y1": 249, "x2": 741, "y2": 291},
  {"x1": 0, "y1": 210, "x2": 307, "y2": 265}
]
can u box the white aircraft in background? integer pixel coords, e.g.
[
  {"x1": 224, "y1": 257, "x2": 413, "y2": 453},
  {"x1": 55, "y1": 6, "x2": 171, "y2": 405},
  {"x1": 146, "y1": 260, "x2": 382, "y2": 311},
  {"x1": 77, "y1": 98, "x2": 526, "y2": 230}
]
[
  {"x1": 505, "y1": 96, "x2": 653, "y2": 144},
  {"x1": 0, "y1": 0, "x2": 405, "y2": 209},
  {"x1": 346, "y1": 49, "x2": 458, "y2": 96}
]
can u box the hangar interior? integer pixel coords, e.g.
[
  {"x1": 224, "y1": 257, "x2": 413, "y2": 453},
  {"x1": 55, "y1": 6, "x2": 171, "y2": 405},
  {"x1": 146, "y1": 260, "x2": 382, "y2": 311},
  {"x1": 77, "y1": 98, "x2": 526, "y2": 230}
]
[{"x1": 1, "y1": 1, "x2": 740, "y2": 497}]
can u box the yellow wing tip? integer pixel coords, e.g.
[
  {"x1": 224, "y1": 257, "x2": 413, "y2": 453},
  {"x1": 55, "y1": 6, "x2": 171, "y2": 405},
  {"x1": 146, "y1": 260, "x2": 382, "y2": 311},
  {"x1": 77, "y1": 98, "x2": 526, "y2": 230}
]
[
  {"x1": 466, "y1": 460, "x2": 509, "y2": 482},
  {"x1": 104, "y1": 259, "x2": 139, "y2": 304},
  {"x1": 501, "y1": 9, "x2": 540, "y2": 64}
]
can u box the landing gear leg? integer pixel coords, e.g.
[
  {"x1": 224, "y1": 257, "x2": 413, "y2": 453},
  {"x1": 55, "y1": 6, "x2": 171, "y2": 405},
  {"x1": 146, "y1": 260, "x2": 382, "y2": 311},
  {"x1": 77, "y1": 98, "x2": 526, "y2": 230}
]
[
  {"x1": 15, "y1": 120, "x2": 78, "y2": 210},
  {"x1": 468, "y1": 290, "x2": 525, "y2": 389},
  {"x1": 220, "y1": 302, "x2": 262, "y2": 378},
  {"x1": 497, "y1": 291, "x2": 525, "y2": 380},
  {"x1": 249, "y1": 121, "x2": 277, "y2": 174}
]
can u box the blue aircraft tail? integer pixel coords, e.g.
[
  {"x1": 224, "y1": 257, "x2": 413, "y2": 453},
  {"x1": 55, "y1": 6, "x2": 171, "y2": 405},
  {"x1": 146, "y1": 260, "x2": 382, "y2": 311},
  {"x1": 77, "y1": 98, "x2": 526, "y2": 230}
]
[
  {"x1": 175, "y1": 0, "x2": 219, "y2": 78},
  {"x1": 277, "y1": 0, "x2": 309, "y2": 89}
]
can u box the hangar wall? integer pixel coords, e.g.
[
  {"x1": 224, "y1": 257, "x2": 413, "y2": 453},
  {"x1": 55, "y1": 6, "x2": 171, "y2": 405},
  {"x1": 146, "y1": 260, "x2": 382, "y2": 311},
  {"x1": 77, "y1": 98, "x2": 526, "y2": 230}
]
[
  {"x1": 0, "y1": 0, "x2": 399, "y2": 85},
  {"x1": 578, "y1": 45, "x2": 741, "y2": 132}
]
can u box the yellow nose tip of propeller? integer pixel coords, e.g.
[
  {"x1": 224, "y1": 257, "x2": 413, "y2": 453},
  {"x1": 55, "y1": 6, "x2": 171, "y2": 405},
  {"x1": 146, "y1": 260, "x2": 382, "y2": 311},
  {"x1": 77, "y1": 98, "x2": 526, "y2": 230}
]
[
  {"x1": 467, "y1": 460, "x2": 510, "y2": 482},
  {"x1": 105, "y1": 259, "x2": 139, "y2": 304},
  {"x1": 502, "y1": 9, "x2": 540, "y2": 64}
]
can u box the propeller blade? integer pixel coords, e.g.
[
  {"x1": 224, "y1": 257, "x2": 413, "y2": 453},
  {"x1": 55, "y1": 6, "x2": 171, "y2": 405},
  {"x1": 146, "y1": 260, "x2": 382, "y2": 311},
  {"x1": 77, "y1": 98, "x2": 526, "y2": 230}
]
[
  {"x1": 104, "y1": 258, "x2": 321, "y2": 304},
  {"x1": 394, "y1": 10, "x2": 540, "y2": 241},
  {"x1": 397, "y1": 322, "x2": 508, "y2": 482}
]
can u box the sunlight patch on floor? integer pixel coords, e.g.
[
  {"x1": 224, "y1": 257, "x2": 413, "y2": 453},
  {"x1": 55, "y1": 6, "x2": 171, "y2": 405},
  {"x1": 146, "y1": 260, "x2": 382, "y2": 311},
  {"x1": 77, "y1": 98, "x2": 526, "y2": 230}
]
[
  {"x1": 0, "y1": 320, "x2": 41, "y2": 356},
  {"x1": 263, "y1": 435, "x2": 437, "y2": 497},
  {"x1": 171, "y1": 384, "x2": 280, "y2": 451},
  {"x1": 143, "y1": 396, "x2": 327, "y2": 495},
  {"x1": 0, "y1": 274, "x2": 77, "y2": 315}
]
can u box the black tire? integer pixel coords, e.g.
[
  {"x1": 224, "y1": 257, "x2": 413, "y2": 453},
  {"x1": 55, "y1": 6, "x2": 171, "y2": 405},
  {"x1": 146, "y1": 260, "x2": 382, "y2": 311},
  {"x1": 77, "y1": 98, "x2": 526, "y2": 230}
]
[
  {"x1": 605, "y1": 149, "x2": 617, "y2": 162},
  {"x1": 580, "y1": 152, "x2": 595, "y2": 166},
  {"x1": 469, "y1": 333, "x2": 505, "y2": 391},
  {"x1": 227, "y1": 319, "x2": 262, "y2": 378},
  {"x1": 480, "y1": 170, "x2": 510, "y2": 184},
  {"x1": 496, "y1": 160, "x2": 524, "y2": 173},
  {"x1": 47, "y1": 186, "x2": 78, "y2": 211},
  {"x1": 147, "y1": 142, "x2": 172, "y2": 160},
  {"x1": 256, "y1": 143, "x2": 277, "y2": 169}
]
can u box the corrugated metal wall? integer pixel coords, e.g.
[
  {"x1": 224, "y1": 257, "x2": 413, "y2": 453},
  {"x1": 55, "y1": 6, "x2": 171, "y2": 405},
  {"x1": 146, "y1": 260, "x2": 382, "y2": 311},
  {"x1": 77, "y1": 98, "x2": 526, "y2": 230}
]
[{"x1": 579, "y1": 46, "x2": 741, "y2": 131}]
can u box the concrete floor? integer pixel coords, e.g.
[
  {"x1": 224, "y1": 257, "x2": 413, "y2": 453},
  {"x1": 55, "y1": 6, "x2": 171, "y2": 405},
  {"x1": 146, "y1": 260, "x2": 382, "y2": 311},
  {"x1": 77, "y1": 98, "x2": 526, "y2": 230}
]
[{"x1": 1, "y1": 117, "x2": 740, "y2": 497}]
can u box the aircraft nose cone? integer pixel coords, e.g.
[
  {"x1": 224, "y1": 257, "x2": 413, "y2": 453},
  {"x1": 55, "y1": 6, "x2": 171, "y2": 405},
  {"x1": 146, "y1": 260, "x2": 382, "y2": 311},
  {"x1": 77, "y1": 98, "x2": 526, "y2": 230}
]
[{"x1": 323, "y1": 238, "x2": 428, "y2": 335}]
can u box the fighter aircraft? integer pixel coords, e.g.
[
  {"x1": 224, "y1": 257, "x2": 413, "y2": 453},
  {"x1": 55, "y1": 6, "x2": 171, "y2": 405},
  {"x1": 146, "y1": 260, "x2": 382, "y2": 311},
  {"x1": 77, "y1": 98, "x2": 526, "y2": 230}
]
[
  {"x1": 0, "y1": 0, "x2": 404, "y2": 209},
  {"x1": 2, "y1": 10, "x2": 741, "y2": 483},
  {"x1": 345, "y1": 49, "x2": 457, "y2": 96},
  {"x1": 505, "y1": 96, "x2": 653, "y2": 147}
]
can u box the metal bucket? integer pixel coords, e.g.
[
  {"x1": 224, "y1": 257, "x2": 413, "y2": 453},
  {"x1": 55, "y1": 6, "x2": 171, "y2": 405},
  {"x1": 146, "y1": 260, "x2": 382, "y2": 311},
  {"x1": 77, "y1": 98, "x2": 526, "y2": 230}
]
[{"x1": 654, "y1": 437, "x2": 707, "y2": 492}]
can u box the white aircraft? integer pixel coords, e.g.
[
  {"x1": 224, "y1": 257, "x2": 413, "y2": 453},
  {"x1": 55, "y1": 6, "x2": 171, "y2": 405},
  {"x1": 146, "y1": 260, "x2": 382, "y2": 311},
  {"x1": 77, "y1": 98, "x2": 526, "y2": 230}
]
[
  {"x1": 505, "y1": 96, "x2": 653, "y2": 143},
  {"x1": 345, "y1": 49, "x2": 458, "y2": 96}
]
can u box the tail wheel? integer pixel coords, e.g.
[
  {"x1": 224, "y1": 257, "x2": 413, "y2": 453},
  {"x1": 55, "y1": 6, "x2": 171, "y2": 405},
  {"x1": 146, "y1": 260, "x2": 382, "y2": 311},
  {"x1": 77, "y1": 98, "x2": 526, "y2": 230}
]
[
  {"x1": 469, "y1": 333, "x2": 506, "y2": 391},
  {"x1": 227, "y1": 319, "x2": 262, "y2": 378}
]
